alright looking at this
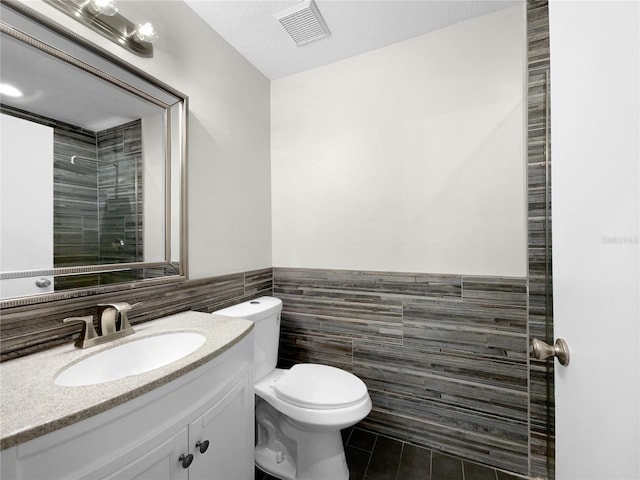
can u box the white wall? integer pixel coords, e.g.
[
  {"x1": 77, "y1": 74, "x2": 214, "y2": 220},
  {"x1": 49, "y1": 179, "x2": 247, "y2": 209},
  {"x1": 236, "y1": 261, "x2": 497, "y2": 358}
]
[
  {"x1": 271, "y1": 5, "x2": 526, "y2": 276},
  {"x1": 18, "y1": 0, "x2": 272, "y2": 278},
  {"x1": 550, "y1": 1, "x2": 640, "y2": 478}
]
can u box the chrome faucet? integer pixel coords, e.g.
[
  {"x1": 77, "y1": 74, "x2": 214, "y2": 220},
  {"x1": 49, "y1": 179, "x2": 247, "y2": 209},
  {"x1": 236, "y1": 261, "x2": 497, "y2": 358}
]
[{"x1": 63, "y1": 302, "x2": 139, "y2": 349}]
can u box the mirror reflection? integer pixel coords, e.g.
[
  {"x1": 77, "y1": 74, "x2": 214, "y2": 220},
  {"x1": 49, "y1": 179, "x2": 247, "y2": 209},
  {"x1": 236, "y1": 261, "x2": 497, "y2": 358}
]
[{"x1": 0, "y1": 7, "x2": 186, "y2": 301}]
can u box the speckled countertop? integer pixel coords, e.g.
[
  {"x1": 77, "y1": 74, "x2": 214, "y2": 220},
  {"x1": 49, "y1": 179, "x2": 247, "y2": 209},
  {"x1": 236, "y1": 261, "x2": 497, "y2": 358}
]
[{"x1": 0, "y1": 311, "x2": 253, "y2": 450}]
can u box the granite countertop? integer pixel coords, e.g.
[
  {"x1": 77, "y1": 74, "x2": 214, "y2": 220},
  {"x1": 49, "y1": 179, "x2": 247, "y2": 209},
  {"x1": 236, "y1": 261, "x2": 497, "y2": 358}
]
[{"x1": 0, "y1": 311, "x2": 253, "y2": 450}]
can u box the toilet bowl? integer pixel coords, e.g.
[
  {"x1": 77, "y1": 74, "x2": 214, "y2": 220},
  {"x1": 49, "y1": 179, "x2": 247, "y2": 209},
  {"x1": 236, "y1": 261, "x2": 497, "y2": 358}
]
[{"x1": 213, "y1": 296, "x2": 372, "y2": 480}]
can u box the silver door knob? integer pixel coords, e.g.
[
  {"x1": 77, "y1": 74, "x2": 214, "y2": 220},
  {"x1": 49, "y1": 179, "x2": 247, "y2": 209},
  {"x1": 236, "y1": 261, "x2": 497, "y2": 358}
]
[
  {"x1": 530, "y1": 338, "x2": 570, "y2": 366},
  {"x1": 35, "y1": 278, "x2": 51, "y2": 288}
]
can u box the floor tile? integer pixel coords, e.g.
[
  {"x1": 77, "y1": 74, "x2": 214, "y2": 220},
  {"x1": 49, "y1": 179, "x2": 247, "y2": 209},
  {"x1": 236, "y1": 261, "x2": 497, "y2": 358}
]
[
  {"x1": 463, "y1": 460, "x2": 498, "y2": 480},
  {"x1": 255, "y1": 466, "x2": 279, "y2": 480},
  {"x1": 431, "y1": 452, "x2": 463, "y2": 480},
  {"x1": 348, "y1": 427, "x2": 378, "y2": 452},
  {"x1": 397, "y1": 443, "x2": 431, "y2": 480},
  {"x1": 257, "y1": 432, "x2": 524, "y2": 480},
  {"x1": 342, "y1": 427, "x2": 354, "y2": 445},
  {"x1": 346, "y1": 444, "x2": 372, "y2": 480},
  {"x1": 364, "y1": 435, "x2": 403, "y2": 480}
]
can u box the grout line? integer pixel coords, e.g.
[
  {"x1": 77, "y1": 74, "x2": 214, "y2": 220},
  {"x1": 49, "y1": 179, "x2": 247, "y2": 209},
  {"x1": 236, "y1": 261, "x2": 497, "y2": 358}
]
[
  {"x1": 345, "y1": 427, "x2": 354, "y2": 447},
  {"x1": 394, "y1": 442, "x2": 405, "y2": 480},
  {"x1": 362, "y1": 433, "x2": 378, "y2": 479}
]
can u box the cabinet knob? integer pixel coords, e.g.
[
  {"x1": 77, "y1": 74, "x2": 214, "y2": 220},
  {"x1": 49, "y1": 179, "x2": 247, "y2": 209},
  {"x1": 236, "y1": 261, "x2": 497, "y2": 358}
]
[
  {"x1": 178, "y1": 453, "x2": 193, "y2": 469},
  {"x1": 196, "y1": 439, "x2": 210, "y2": 454}
]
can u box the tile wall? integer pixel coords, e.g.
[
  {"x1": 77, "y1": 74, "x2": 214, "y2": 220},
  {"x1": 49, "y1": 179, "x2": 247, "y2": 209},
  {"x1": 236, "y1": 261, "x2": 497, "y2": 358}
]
[
  {"x1": 54, "y1": 119, "x2": 143, "y2": 290},
  {"x1": 274, "y1": 268, "x2": 530, "y2": 475},
  {"x1": 53, "y1": 124, "x2": 100, "y2": 267},
  {"x1": 0, "y1": 268, "x2": 273, "y2": 361},
  {"x1": 526, "y1": 1, "x2": 553, "y2": 477},
  {"x1": 96, "y1": 120, "x2": 143, "y2": 265}
]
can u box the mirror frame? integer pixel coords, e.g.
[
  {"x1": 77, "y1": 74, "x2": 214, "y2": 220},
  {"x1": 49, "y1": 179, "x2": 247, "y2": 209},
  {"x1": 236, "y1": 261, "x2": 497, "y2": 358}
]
[{"x1": 0, "y1": 0, "x2": 188, "y2": 307}]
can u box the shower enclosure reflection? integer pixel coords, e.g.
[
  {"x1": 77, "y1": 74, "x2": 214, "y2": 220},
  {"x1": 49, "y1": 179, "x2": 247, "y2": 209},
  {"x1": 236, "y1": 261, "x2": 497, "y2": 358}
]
[
  {"x1": 1, "y1": 102, "x2": 165, "y2": 295},
  {"x1": 53, "y1": 119, "x2": 147, "y2": 289}
]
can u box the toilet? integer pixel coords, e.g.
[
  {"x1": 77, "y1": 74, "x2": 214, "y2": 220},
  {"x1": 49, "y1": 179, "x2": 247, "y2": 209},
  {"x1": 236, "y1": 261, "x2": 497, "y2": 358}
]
[{"x1": 212, "y1": 296, "x2": 372, "y2": 480}]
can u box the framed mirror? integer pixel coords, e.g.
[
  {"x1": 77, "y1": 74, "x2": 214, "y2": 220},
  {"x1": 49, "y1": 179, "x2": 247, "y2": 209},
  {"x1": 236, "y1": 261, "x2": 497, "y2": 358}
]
[{"x1": 0, "y1": 1, "x2": 187, "y2": 303}]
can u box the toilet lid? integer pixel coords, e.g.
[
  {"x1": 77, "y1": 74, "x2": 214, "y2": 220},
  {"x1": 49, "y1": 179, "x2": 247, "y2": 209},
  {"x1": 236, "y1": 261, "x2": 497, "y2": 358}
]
[{"x1": 274, "y1": 364, "x2": 368, "y2": 410}]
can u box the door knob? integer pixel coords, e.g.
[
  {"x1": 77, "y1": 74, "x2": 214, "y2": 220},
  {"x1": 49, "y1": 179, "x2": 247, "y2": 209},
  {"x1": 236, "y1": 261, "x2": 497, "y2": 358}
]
[{"x1": 530, "y1": 338, "x2": 570, "y2": 366}]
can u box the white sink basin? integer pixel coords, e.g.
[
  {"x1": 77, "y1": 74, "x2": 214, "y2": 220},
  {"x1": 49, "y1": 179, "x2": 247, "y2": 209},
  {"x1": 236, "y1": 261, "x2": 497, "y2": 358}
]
[{"x1": 55, "y1": 332, "x2": 206, "y2": 387}]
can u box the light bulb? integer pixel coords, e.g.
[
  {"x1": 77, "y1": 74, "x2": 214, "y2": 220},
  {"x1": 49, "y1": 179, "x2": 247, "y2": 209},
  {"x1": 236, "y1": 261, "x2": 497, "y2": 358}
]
[
  {"x1": 88, "y1": 0, "x2": 118, "y2": 16},
  {"x1": 0, "y1": 83, "x2": 23, "y2": 98},
  {"x1": 134, "y1": 22, "x2": 158, "y2": 43}
]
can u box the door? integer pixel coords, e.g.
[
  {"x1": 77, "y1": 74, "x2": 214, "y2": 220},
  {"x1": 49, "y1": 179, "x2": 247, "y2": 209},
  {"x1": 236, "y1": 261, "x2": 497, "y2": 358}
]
[
  {"x1": 0, "y1": 113, "x2": 54, "y2": 298},
  {"x1": 549, "y1": 1, "x2": 639, "y2": 479},
  {"x1": 101, "y1": 427, "x2": 189, "y2": 480}
]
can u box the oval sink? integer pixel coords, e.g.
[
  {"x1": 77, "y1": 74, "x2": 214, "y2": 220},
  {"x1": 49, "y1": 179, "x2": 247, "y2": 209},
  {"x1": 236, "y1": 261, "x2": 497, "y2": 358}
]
[{"x1": 55, "y1": 332, "x2": 206, "y2": 387}]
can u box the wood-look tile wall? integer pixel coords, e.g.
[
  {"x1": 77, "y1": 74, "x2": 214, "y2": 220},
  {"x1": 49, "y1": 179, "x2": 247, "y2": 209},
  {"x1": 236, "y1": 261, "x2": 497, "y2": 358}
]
[
  {"x1": 0, "y1": 268, "x2": 273, "y2": 362},
  {"x1": 96, "y1": 120, "x2": 143, "y2": 265},
  {"x1": 274, "y1": 268, "x2": 530, "y2": 475},
  {"x1": 527, "y1": 1, "x2": 553, "y2": 478},
  {"x1": 54, "y1": 120, "x2": 143, "y2": 268},
  {"x1": 53, "y1": 126, "x2": 100, "y2": 267}
]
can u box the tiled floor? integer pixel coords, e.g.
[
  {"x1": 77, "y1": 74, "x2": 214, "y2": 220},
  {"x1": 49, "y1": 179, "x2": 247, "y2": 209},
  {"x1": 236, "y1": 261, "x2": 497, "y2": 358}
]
[{"x1": 256, "y1": 427, "x2": 525, "y2": 480}]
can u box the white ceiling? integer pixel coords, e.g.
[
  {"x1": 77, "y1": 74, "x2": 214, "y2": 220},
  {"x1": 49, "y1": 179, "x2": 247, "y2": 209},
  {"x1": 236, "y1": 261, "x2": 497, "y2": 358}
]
[
  {"x1": 183, "y1": 0, "x2": 522, "y2": 80},
  {"x1": 0, "y1": 32, "x2": 162, "y2": 131}
]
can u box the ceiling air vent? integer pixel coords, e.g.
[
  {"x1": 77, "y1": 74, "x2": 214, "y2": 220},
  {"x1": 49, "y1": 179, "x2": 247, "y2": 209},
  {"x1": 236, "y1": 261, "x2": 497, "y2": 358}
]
[{"x1": 274, "y1": 0, "x2": 331, "y2": 47}]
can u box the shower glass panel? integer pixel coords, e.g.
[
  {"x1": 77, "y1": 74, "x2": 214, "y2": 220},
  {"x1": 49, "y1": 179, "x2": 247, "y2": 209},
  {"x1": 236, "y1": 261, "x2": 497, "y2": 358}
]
[{"x1": 53, "y1": 120, "x2": 146, "y2": 267}]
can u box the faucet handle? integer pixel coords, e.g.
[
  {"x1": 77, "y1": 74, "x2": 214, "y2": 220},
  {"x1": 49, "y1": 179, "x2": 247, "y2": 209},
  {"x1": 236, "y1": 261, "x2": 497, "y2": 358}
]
[
  {"x1": 63, "y1": 315, "x2": 98, "y2": 348},
  {"x1": 97, "y1": 302, "x2": 140, "y2": 332},
  {"x1": 98, "y1": 302, "x2": 132, "y2": 312}
]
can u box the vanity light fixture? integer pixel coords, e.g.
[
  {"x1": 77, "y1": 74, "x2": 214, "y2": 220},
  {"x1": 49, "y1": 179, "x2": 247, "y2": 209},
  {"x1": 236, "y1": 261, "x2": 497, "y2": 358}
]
[{"x1": 43, "y1": 0, "x2": 156, "y2": 57}]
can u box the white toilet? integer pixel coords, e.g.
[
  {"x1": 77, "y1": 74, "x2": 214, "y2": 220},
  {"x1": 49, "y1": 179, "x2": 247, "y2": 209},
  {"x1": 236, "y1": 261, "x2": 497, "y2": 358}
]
[{"x1": 213, "y1": 296, "x2": 372, "y2": 480}]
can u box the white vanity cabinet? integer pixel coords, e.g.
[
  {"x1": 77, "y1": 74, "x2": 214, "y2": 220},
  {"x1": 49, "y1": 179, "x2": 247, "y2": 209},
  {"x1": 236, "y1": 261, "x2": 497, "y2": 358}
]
[{"x1": 0, "y1": 332, "x2": 254, "y2": 480}]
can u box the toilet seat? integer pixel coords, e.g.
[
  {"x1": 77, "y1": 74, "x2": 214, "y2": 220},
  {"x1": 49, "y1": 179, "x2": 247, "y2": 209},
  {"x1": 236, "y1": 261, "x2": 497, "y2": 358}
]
[
  {"x1": 255, "y1": 367, "x2": 372, "y2": 429},
  {"x1": 274, "y1": 364, "x2": 368, "y2": 410}
]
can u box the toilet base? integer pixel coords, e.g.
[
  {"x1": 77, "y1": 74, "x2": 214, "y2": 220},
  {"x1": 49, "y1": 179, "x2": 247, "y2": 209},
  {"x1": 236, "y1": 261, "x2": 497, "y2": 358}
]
[{"x1": 255, "y1": 397, "x2": 349, "y2": 480}]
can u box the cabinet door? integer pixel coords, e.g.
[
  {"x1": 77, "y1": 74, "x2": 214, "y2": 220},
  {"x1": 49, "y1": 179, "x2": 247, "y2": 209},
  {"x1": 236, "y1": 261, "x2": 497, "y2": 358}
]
[
  {"x1": 188, "y1": 373, "x2": 254, "y2": 480},
  {"x1": 100, "y1": 427, "x2": 189, "y2": 480}
]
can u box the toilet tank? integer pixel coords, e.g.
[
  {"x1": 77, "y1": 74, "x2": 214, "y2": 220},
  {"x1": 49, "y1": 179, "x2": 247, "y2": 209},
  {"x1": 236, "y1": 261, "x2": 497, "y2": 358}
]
[{"x1": 212, "y1": 296, "x2": 283, "y2": 381}]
